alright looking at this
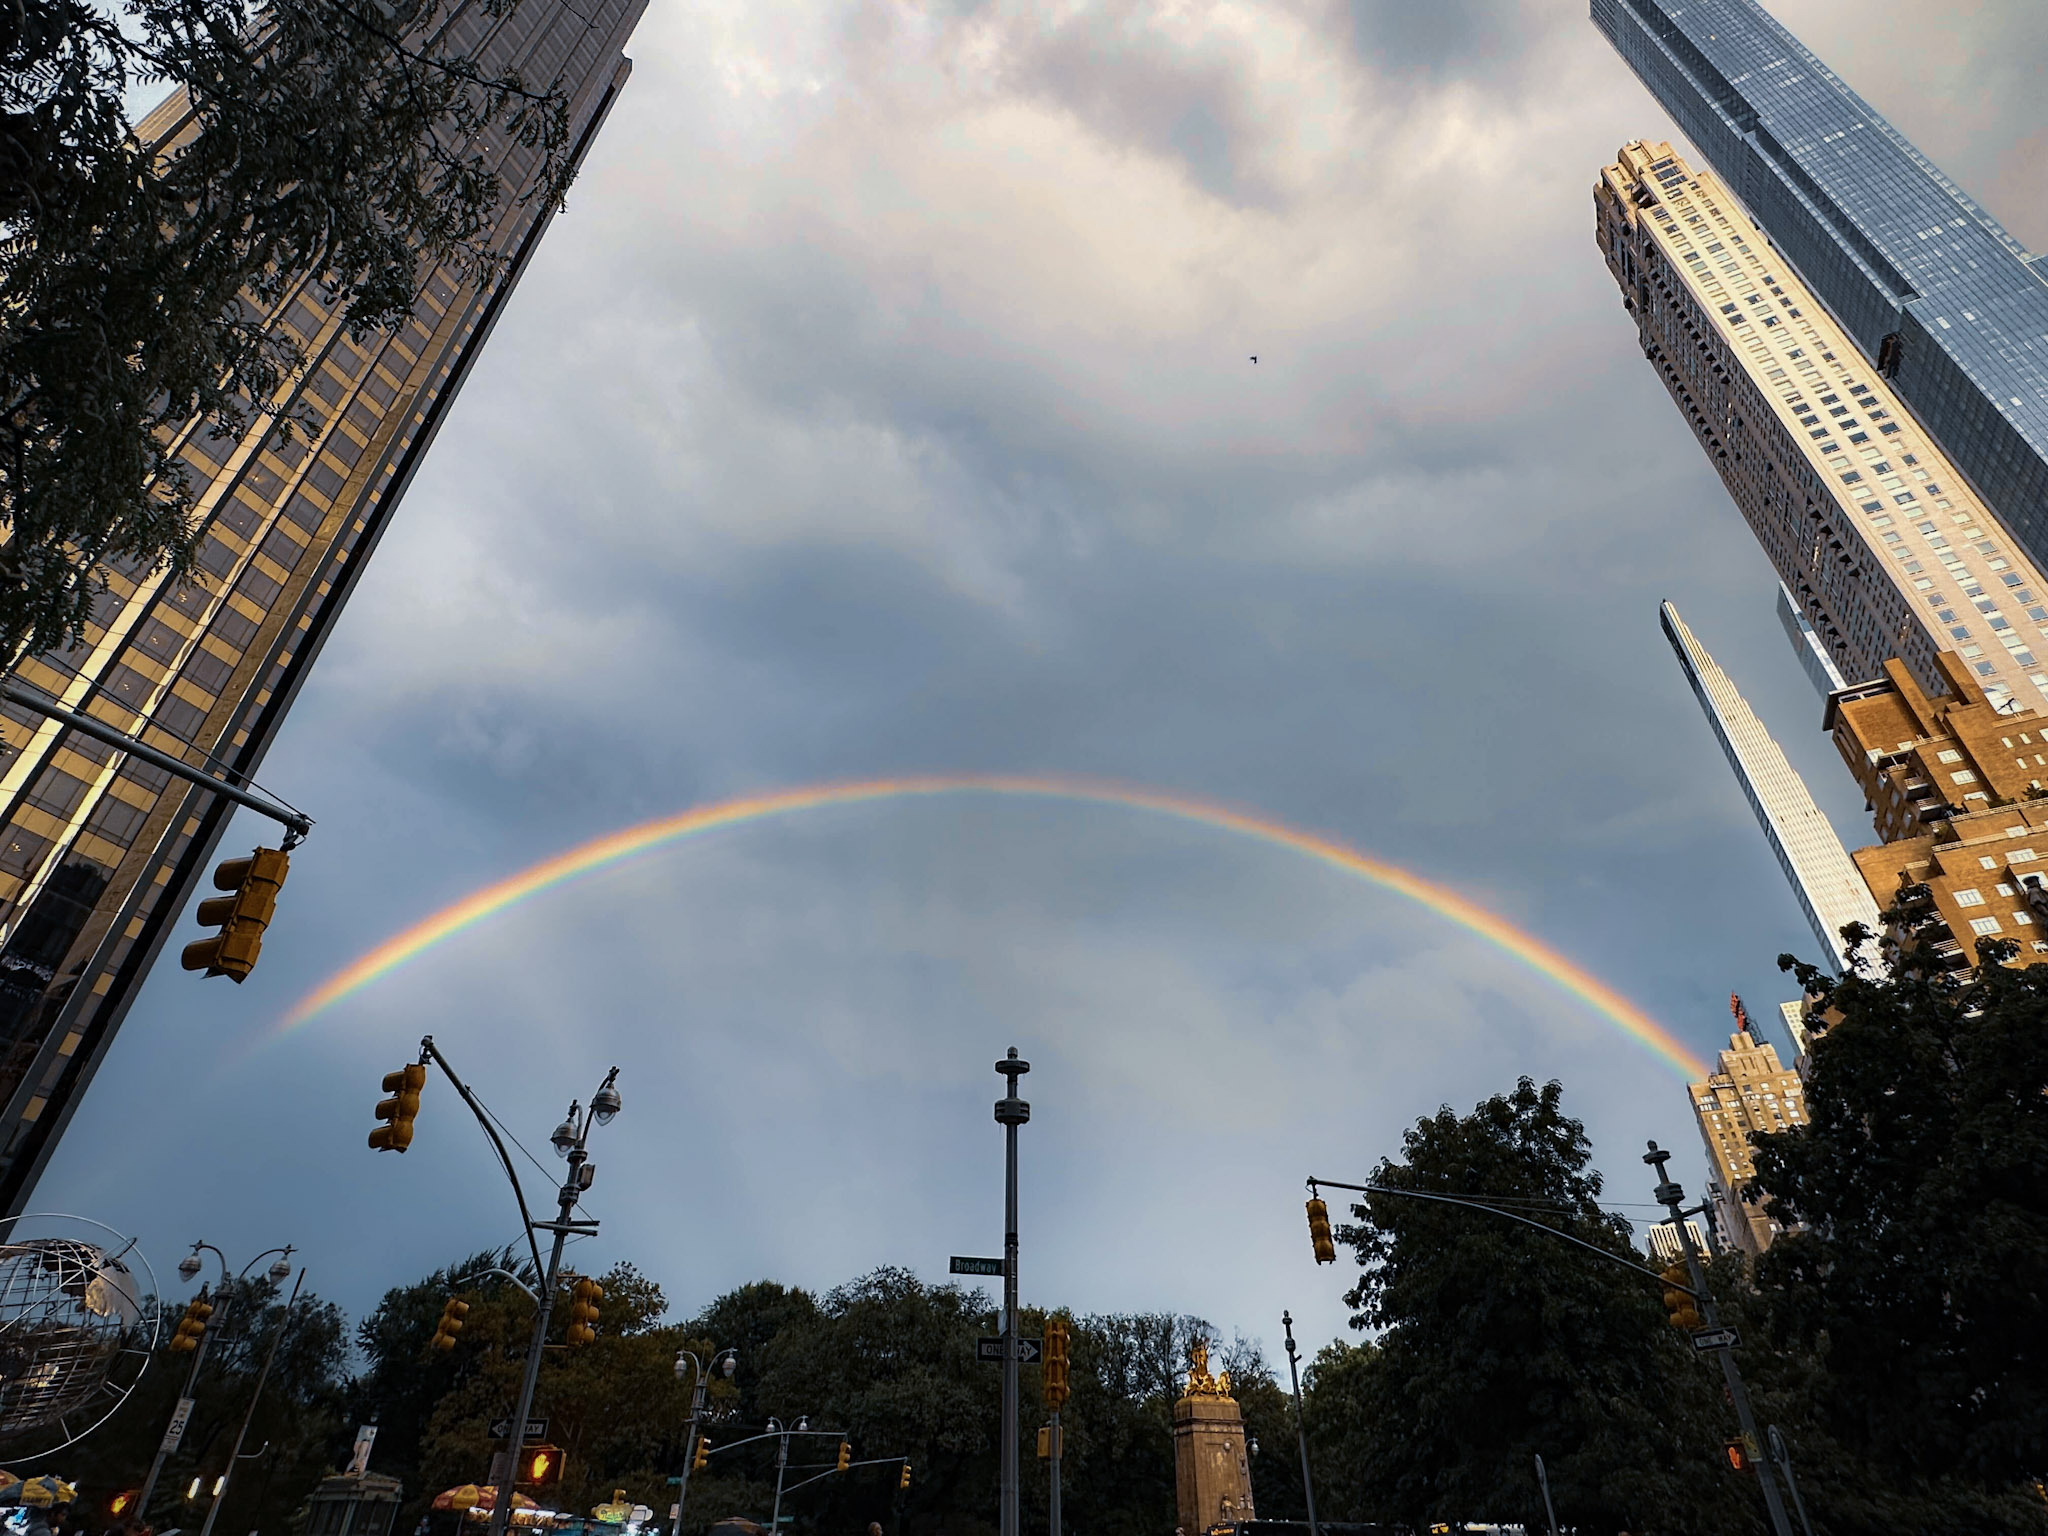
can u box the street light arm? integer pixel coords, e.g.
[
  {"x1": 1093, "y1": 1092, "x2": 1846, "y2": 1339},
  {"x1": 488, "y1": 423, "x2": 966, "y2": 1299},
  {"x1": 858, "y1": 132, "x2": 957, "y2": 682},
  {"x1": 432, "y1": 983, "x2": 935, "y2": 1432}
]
[
  {"x1": 418, "y1": 1036, "x2": 548, "y2": 1285},
  {"x1": 453, "y1": 1266, "x2": 539, "y2": 1304},
  {"x1": 1307, "y1": 1176, "x2": 1701, "y2": 1299},
  {"x1": 778, "y1": 1458, "x2": 905, "y2": 1497}
]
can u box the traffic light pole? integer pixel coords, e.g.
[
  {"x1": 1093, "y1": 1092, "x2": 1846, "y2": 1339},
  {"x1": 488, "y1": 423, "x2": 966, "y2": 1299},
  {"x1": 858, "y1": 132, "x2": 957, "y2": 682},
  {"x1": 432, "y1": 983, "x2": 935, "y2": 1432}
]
[
  {"x1": 671, "y1": 1348, "x2": 736, "y2": 1532},
  {"x1": 493, "y1": 1209, "x2": 571, "y2": 1536},
  {"x1": 198, "y1": 1267, "x2": 306, "y2": 1536},
  {"x1": 137, "y1": 1285, "x2": 219, "y2": 1519},
  {"x1": 1644, "y1": 1142, "x2": 1793, "y2": 1536},
  {"x1": 1047, "y1": 1409, "x2": 1060, "y2": 1536},
  {"x1": 1281, "y1": 1312, "x2": 1320, "y2": 1536},
  {"x1": 994, "y1": 1049, "x2": 1030, "y2": 1536}
]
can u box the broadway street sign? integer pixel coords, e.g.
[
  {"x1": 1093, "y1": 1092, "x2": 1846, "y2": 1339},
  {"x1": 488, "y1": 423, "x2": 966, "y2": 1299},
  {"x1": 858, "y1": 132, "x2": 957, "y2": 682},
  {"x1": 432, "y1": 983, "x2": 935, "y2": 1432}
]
[{"x1": 950, "y1": 1256, "x2": 1005, "y2": 1277}]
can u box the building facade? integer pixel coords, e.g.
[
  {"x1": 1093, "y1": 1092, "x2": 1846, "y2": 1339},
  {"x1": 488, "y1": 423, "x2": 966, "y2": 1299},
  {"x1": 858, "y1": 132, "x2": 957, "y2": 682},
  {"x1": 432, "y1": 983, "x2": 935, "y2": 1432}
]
[
  {"x1": 1828, "y1": 652, "x2": 2048, "y2": 973},
  {"x1": 1661, "y1": 601, "x2": 1880, "y2": 972},
  {"x1": 0, "y1": 0, "x2": 647, "y2": 1215},
  {"x1": 1592, "y1": 0, "x2": 2048, "y2": 564},
  {"x1": 1776, "y1": 581, "x2": 1845, "y2": 699},
  {"x1": 1644, "y1": 1217, "x2": 1710, "y2": 1265},
  {"x1": 1690, "y1": 1005, "x2": 1808, "y2": 1255},
  {"x1": 1596, "y1": 142, "x2": 2048, "y2": 713}
]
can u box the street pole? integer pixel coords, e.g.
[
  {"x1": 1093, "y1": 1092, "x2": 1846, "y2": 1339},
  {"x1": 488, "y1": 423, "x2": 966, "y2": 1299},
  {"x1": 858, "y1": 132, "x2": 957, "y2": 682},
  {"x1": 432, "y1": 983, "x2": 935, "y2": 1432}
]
[
  {"x1": 1533, "y1": 1453, "x2": 1559, "y2": 1536},
  {"x1": 490, "y1": 1148, "x2": 579, "y2": 1536},
  {"x1": 1048, "y1": 1408, "x2": 1061, "y2": 1536},
  {"x1": 139, "y1": 1284, "x2": 222, "y2": 1518},
  {"x1": 672, "y1": 1348, "x2": 735, "y2": 1533},
  {"x1": 1281, "y1": 1312, "x2": 1320, "y2": 1536},
  {"x1": 197, "y1": 1268, "x2": 305, "y2": 1536},
  {"x1": 1645, "y1": 1142, "x2": 1793, "y2": 1536},
  {"x1": 770, "y1": 1423, "x2": 790, "y2": 1533},
  {"x1": 994, "y1": 1048, "x2": 1031, "y2": 1536},
  {"x1": 1767, "y1": 1426, "x2": 1817, "y2": 1536}
]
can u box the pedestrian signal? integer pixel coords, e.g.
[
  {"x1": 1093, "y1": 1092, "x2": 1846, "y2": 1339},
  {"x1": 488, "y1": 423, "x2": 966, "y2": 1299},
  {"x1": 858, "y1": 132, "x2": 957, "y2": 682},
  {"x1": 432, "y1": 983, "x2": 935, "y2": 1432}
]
[
  {"x1": 369, "y1": 1063, "x2": 426, "y2": 1152},
  {"x1": 836, "y1": 1441, "x2": 851, "y2": 1473},
  {"x1": 898, "y1": 1462, "x2": 911, "y2": 1491},
  {"x1": 169, "y1": 1292, "x2": 213, "y2": 1352},
  {"x1": 1723, "y1": 1439, "x2": 1751, "y2": 1473},
  {"x1": 431, "y1": 1296, "x2": 469, "y2": 1351},
  {"x1": 1042, "y1": 1316, "x2": 1070, "y2": 1409},
  {"x1": 567, "y1": 1277, "x2": 604, "y2": 1346},
  {"x1": 692, "y1": 1438, "x2": 710, "y2": 1472},
  {"x1": 1306, "y1": 1197, "x2": 1336, "y2": 1265},
  {"x1": 518, "y1": 1444, "x2": 563, "y2": 1486},
  {"x1": 1661, "y1": 1262, "x2": 1703, "y2": 1331},
  {"x1": 106, "y1": 1490, "x2": 140, "y2": 1519},
  {"x1": 180, "y1": 847, "x2": 289, "y2": 981}
]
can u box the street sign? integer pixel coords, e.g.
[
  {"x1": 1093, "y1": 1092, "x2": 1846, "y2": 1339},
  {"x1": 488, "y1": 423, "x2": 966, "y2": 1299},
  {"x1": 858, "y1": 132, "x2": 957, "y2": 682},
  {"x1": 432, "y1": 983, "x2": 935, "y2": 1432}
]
[
  {"x1": 950, "y1": 1256, "x2": 1005, "y2": 1276},
  {"x1": 348, "y1": 1424, "x2": 378, "y2": 1476},
  {"x1": 490, "y1": 1417, "x2": 549, "y2": 1441},
  {"x1": 160, "y1": 1396, "x2": 195, "y2": 1454},
  {"x1": 977, "y1": 1336, "x2": 1042, "y2": 1363},
  {"x1": 1690, "y1": 1326, "x2": 1741, "y2": 1352}
]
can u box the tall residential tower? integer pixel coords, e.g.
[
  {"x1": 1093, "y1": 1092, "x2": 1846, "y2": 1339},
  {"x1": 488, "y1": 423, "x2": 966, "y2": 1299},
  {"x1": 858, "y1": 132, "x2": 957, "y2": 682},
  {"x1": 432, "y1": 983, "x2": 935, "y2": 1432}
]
[
  {"x1": 1593, "y1": 0, "x2": 2048, "y2": 565},
  {"x1": 0, "y1": 0, "x2": 647, "y2": 1215}
]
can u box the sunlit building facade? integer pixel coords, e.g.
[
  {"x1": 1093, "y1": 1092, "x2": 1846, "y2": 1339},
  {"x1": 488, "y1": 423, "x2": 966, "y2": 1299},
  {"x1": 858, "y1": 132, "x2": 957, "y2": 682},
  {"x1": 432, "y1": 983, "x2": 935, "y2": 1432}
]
[
  {"x1": 1690, "y1": 1005, "x2": 1807, "y2": 1255},
  {"x1": 1593, "y1": 0, "x2": 2048, "y2": 567},
  {"x1": 0, "y1": 0, "x2": 647, "y2": 1215},
  {"x1": 1596, "y1": 142, "x2": 2048, "y2": 714}
]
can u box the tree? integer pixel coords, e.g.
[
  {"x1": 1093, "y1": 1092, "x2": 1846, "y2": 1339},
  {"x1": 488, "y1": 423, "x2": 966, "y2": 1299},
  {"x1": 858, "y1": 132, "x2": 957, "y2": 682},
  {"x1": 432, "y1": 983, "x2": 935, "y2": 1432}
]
[
  {"x1": 1755, "y1": 946, "x2": 2048, "y2": 1504},
  {"x1": 1329, "y1": 1077, "x2": 1755, "y2": 1532},
  {"x1": 0, "y1": 0, "x2": 576, "y2": 660}
]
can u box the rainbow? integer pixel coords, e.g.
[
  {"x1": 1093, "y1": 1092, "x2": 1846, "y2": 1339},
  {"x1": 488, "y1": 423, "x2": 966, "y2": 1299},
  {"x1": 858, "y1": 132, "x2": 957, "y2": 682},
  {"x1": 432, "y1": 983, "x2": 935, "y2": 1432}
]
[{"x1": 275, "y1": 773, "x2": 1707, "y2": 1078}]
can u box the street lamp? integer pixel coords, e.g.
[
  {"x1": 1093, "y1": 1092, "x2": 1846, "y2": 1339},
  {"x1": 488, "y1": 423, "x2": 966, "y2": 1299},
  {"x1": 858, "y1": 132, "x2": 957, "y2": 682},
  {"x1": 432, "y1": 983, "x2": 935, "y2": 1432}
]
[
  {"x1": 138, "y1": 1241, "x2": 299, "y2": 1525},
  {"x1": 670, "y1": 1347, "x2": 737, "y2": 1529}
]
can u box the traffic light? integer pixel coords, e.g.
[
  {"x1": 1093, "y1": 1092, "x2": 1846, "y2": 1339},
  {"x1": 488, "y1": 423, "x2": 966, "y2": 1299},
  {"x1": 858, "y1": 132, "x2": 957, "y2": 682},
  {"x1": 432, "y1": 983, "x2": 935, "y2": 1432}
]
[
  {"x1": 369, "y1": 1063, "x2": 426, "y2": 1152},
  {"x1": 169, "y1": 1292, "x2": 213, "y2": 1352},
  {"x1": 567, "y1": 1277, "x2": 604, "y2": 1346},
  {"x1": 518, "y1": 1444, "x2": 563, "y2": 1486},
  {"x1": 1723, "y1": 1439, "x2": 1751, "y2": 1473},
  {"x1": 1306, "y1": 1197, "x2": 1336, "y2": 1265},
  {"x1": 898, "y1": 1462, "x2": 911, "y2": 1491},
  {"x1": 180, "y1": 847, "x2": 289, "y2": 981},
  {"x1": 1661, "y1": 1262, "x2": 1703, "y2": 1331},
  {"x1": 1042, "y1": 1316, "x2": 1070, "y2": 1409},
  {"x1": 106, "y1": 1490, "x2": 140, "y2": 1519},
  {"x1": 836, "y1": 1441, "x2": 851, "y2": 1473},
  {"x1": 692, "y1": 1438, "x2": 711, "y2": 1473},
  {"x1": 431, "y1": 1296, "x2": 469, "y2": 1351}
]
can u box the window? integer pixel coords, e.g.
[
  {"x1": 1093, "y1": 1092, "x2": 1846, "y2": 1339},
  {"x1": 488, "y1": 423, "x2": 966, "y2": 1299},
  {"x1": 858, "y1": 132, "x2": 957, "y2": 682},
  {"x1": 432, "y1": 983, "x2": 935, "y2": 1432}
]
[
  {"x1": 1937, "y1": 749, "x2": 1963, "y2": 763},
  {"x1": 1955, "y1": 888, "x2": 1986, "y2": 906},
  {"x1": 1970, "y1": 916, "x2": 2003, "y2": 935},
  {"x1": 1981, "y1": 856, "x2": 1999, "y2": 869}
]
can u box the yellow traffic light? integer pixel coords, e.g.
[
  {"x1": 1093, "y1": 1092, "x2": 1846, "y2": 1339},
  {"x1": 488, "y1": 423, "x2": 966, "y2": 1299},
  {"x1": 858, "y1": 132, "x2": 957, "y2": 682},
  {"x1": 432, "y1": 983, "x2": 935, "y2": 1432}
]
[
  {"x1": 692, "y1": 1438, "x2": 711, "y2": 1472},
  {"x1": 1306, "y1": 1197, "x2": 1336, "y2": 1265},
  {"x1": 1042, "y1": 1316, "x2": 1070, "y2": 1409},
  {"x1": 1661, "y1": 1262, "x2": 1703, "y2": 1331},
  {"x1": 898, "y1": 1462, "x2": 911, "y2": 1491},
  {"x1": 836, "y1": 1440, "x2": 851, "y2": 1473},
  {"x1": 180, "y1": 847, "x2": 289, "y2": 982},
  {"x1": 431, "y1": 1296, "x2": 469, "y2": 1351},
  {"x1": 169, "y1": 1293, "x2": 213, "y2": 1352},
  {"x1": 567, "y1": 1277, "x2": 604, "y2": 1346},
  {"x1": 369, "y1": 1063, "x2": 426, "y2": 1152}
]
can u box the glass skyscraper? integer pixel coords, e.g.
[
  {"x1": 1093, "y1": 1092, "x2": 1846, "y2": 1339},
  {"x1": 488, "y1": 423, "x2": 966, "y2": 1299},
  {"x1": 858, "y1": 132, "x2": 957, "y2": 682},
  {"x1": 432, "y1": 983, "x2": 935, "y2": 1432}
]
[
  {"x1": 1594, "y1": 0, "x2": 2048, "y2": 565},
  {"x1": 0, "y1": 0, "x2": 647, "y2": 1216}
]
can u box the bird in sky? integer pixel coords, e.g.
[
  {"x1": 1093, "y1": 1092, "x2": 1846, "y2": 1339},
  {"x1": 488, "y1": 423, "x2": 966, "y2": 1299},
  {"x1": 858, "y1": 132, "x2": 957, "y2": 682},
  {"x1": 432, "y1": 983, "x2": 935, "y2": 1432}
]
[{"x1": 1249, "y1": 355, "x2": 1258, "y2": 363}]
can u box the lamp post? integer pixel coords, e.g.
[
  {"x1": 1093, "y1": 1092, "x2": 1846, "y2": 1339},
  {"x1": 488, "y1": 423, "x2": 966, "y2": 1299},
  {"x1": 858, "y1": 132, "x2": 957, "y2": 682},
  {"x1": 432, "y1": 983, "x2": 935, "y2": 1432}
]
[
  {"x1": 1280, "y1": 1312, "x2": 1320, "y2": 1536},
  {"x1": 198, "y1": 1266, "x2": 306, "y2": 1536},
  {"x1": 487, "y1": 1068, "x2": 625, "y2": 1536},
  {"x1": 994, "y1": 1048, "x2": 1030, "y2": 1536},
  {"x1": 672, "y1": 1347, "x2": 737, "y2": 1530},
  {"x1": 138, "y1": 1242, "x2": 296, "y2": 1521}
]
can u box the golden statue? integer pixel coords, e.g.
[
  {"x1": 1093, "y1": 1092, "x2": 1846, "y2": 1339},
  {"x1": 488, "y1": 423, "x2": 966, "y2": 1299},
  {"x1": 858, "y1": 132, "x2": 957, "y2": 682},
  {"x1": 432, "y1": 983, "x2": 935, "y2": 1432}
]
[
  {"x1": 1183, "y1": 1341, "x2": 1231, "y2": 1399},
  {"x1": 1174, "y1": 1340, "x2": 1253, "y2": 1533}
]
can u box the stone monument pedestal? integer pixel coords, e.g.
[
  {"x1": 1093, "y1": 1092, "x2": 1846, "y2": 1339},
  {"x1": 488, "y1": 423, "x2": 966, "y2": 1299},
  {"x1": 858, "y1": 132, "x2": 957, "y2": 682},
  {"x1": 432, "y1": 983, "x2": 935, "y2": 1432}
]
[{"x1": 1172, "y1": 1345, "x2": 1255, "y2": 1534}]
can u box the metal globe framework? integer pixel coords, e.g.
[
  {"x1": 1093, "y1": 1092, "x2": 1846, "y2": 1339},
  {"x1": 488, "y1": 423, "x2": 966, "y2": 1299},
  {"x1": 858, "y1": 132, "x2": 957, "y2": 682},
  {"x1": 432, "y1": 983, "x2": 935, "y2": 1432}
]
[{"x1": 0, "y1": 1215, "x2": 159, "y2": 1462}]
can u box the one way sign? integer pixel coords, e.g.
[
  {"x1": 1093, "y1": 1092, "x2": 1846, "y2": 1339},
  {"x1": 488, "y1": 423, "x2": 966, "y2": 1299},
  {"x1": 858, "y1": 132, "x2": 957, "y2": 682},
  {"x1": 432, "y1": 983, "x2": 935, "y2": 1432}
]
[{"x1": 976, "y1": 1336, "x2": 1042, "y2": 1363}]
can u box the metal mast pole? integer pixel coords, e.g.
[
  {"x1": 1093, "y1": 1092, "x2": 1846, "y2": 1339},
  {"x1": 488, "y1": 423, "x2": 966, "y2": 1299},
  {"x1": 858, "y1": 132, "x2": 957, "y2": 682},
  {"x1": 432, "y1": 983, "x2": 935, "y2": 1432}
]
[
  {"x1": 674, "y1": 1362, "x2": 707, "y2": 1532},
  {"x1": 139, "y1": 1285, "x2": 224, "y2": 1517},
  {"x1": 1048, "y1": 1406, "x2": 1060, "y2": 1536},
  {"x1": 1281, "y1": 1312, "x2": 1320, "y2": 1536},
  {"x1": 490, "y1": 1156, "x2": 578, "y2": 1536},
  {"x1": 197, "y1": 1269, "x2": 305, "y2": 1536},
  {"x1": 1645, "y1": 1142, "x2": 1793, "y2": 1536},
  {"x1": 770, "y1": 1426, "x2": 789, "y2": 1532},
  {"x1": 994, "y1": 1048, "x2": 1031, "y2": 1536}
]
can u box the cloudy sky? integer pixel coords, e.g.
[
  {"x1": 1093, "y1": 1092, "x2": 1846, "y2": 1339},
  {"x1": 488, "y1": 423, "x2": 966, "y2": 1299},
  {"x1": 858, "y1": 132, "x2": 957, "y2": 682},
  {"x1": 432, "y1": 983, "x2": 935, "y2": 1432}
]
[{"x1": 33, "y1": 0, "x2": 2048, "y2": 1369}]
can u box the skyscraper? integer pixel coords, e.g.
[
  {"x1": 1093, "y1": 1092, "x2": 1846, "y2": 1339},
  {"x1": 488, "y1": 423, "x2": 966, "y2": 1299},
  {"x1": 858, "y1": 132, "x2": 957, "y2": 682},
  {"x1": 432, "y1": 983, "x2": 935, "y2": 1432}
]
[
  {"x1": 0, "y1": 0, "x2": 647, "y2": 1215},
  {"x1": 1596, "y1": 142, "x2": 2048, "y2": 713},
  {"x1": 1593, "y1": 0, "x2": 2048, "y2": 565},
  {"x1": 1690, "y1": 1003, "x2": 1808, "y2": 1255},
  {"x1": 1662, "y1": 601, "x2": 1880, "y2": 973}
]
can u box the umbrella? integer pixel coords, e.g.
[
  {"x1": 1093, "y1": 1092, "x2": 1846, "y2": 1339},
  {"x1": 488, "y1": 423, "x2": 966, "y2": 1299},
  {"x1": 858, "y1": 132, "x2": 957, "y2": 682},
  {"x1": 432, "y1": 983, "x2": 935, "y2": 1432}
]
[
  {"x1": 434, "y1": 1487, "x2": 538, "y2": 1515},
  {"x1": 15, "y1": 1477, "x2": 75, "y2": 1509}
]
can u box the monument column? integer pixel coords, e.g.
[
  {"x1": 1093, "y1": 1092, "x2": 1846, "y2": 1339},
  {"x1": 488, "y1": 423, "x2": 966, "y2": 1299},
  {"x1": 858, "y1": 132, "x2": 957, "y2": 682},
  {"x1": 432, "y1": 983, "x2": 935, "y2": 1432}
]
[{"x1": 1172, "y1": 1343, "x2": 1256, "y2": 1535}]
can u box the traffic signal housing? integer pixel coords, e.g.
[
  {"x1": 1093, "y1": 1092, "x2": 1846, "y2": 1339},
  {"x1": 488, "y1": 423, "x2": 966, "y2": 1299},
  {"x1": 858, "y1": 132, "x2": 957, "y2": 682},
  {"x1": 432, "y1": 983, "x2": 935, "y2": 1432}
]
[
  {"x1": 369, "y1": 1063, "x2": 426, "y2": 1152},
  {"x1": 106, "y1": 1490, "x2": 140, "y2": 1520},
  {"x1": 898, "y1": 1463, "x2": 911, "y2": 1491},
  {"x1": 517, "y1": 1445, "x2": 563, "y2": 1487},
  {"x1": 836, "y1": 1441, "x2": 851, "y2": 1473},
  {"x1": 1042, "y1": 1316, "x2": 1070, "y2": 1409},
  {"x1": 692, "y1": 1438, "x2": 711, "y2": 1473},
  {"x1": 1306, "y1": 1197, "x2": 1336, "y2": 1265},
  {"x1": 567, "y1": 1277, "x2": 604, "y2": 1346},
  {"x1": 180, "y1": 847, "x2": 289, "y2": 981},
  {"x1": 431, "y1": 1296, "x2": 469, "y2": 1351},
  {"x1": 169, "y1": 1293, "x2": 213, "y2": 1352},
  {"x1": 1723, "y1": 1439, "x2": 1751, "y2": 1473},
  {"x1": 1661, "y1": 1262, "x2": 1703, "y2": 1331}
]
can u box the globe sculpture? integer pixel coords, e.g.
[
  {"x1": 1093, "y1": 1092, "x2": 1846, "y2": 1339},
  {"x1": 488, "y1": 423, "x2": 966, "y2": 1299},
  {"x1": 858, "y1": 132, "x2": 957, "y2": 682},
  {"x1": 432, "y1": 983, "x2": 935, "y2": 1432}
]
[{"x1": 0, "y1": 1238, "x2": 144, "y2": 1439}]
